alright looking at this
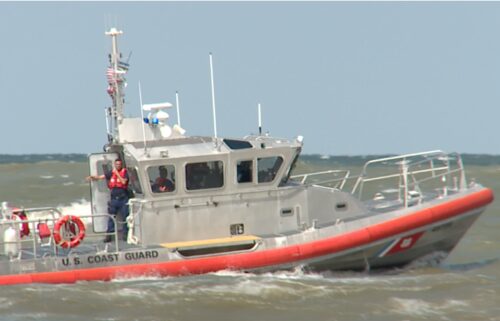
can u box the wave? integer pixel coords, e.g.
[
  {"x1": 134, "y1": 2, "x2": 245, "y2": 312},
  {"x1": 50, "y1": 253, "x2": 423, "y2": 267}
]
[
  {"x1": 59, "y1": 199, "x2": 92, "y2": 217},
  {"x1": 389, "y1": 297, "x2": 470, "y2": 318},
  {"x1": 25, "y1": 199, "x2": 92, "y2": 223}
]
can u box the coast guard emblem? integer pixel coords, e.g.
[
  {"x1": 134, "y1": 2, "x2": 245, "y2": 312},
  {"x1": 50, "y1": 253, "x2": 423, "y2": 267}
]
[{"x1": 377, "y1": 232, "x2": 424, "y2": 257}]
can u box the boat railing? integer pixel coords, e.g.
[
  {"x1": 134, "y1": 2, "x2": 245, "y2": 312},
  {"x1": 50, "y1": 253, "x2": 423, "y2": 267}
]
[
  {"x1": 290, "y1": 170, "x2": 351, "y2": 190},
  {"x1": 0, "y1": 209, "x2": 121, "y2": 260},
  {"x1": 351, "y1": 150, "x2": 466, "y2": 207}
]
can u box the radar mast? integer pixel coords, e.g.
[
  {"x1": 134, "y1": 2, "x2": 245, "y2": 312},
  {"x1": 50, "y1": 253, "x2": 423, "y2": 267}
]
[{"x1": 105, "y1": 28, "x2": 128, "y2": 143}]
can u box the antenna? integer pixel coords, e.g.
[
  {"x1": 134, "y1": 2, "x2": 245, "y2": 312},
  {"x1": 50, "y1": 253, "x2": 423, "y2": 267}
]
[
  {"x1": 175, "y1": 91, "x2": 182, "y2": 127},
  {"x1": 138, "y1": 82, "x2": 148, "y2": 153},
  {"x1": 104, "y1": 107, "x2": 112, "y2": 142},
  {"x1": 258, "y1": 103, "x2": 262, "y2": 135},
  {"x1": 209, "y1": 53, "x2": 218, "y2": 138}
]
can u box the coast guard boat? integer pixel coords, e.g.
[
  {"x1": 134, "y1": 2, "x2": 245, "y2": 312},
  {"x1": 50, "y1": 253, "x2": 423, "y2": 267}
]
[{"x1": 0, "y1": 28, "x2": 493, "y2": 285}]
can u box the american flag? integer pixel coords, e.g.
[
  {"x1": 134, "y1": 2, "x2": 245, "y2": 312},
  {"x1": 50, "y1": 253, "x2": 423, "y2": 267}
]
[
  {"x1": 106, "y1": 67, "x2": 116, "y2": 83},
  {"x1": 106, "y1": 67, "x2": 126, "y2": 83}
]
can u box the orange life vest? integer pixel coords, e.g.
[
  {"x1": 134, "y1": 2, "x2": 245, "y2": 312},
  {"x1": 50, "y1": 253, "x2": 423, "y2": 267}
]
[{"x1": 108, "y1": 168, "x2": 128, "y2": 189}]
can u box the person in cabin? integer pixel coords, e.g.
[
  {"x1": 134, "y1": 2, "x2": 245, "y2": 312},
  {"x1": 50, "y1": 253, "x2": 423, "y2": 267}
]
[
  {"x1": 237, "y1": 161, "x2": 252, "y2": 183},
  {"x1": 87, "y1": 158, "x2": 130, "y2": 242},
  {"x1": 152, "y1": 166, "x2": 175, "y2": 193}
]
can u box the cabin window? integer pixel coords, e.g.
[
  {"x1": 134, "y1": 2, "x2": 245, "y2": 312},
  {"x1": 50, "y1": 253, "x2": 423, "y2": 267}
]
[
  {"x1": 128, "y1": 167, "x2": 143, "y2": 195},
  {"x1": 147, "y1": 165, "x2": 176, "y2": 193},
  {"x1": 237, "y1": 160, "x2": 253, "y2": 183},
  {"x1": 258, "y1": 156, "x2": 283, "y2": 183},
  {"x1": 186, "y1": 161, "x2": 224, "y2": 190},
  {"x1": 280, "y1": 148, "x2": 301, "y2": 186}
]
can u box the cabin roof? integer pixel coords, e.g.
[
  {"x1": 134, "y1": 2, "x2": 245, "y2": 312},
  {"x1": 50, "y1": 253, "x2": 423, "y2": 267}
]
[{"x1": 122, "y1": 135, "x2": 302, "y2": 163}]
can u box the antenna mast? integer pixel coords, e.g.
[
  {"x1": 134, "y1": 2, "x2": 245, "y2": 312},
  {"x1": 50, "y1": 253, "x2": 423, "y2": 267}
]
[
  {"x1": 175, "y1": 91, "x2": 182, "y2": 127},
  {"x1": 105, "y1": 28, "x2": 127, "y2": 143},
  {"x1": 258, "y1": 103, "x2": 262, "y2": 135},
  {"x1": 209, "y1": 53, "x2": 218, "y2": 138},
  {"x1": 138, "y1": 82, "x2": 148, "y2": 153}
]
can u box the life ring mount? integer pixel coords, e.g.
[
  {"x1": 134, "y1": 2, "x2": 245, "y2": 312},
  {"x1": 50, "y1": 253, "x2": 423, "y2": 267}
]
[{"x1": 53, "y1": 215, "x2": 86, "y2": 248}]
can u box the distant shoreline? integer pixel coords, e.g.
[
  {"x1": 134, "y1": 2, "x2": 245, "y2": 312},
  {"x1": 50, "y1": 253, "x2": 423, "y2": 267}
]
[
  {"x1": 0, "y1": 154, "x2": 87, "y2": 164},
  {"x1": 1, "y1": 153, "x2": 500, "y2": 166}
]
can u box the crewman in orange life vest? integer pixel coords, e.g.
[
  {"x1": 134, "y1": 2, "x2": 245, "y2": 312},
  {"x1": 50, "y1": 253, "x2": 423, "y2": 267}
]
[{"x1": 87, "y1": 158, "x2": 130, "y2": 242}]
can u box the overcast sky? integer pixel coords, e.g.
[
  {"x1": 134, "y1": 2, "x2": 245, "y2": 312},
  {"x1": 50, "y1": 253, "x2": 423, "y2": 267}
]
[{"x1": 1, "y1": 2, "x2": 499, "y2": 155}]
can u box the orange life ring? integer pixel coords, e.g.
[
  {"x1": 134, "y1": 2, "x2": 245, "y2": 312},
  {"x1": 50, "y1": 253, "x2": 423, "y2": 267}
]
[{"x1": 53, "y1": 215, "x2": 86, "y2": 248}]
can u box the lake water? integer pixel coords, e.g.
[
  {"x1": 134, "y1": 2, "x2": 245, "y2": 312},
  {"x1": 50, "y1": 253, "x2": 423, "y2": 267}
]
[{"x1": 0, "y1": 155, "x2": 498, "y2": 321}]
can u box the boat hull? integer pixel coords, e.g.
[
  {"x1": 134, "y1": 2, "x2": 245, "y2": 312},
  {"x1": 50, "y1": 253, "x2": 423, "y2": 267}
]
[
  {"x1": 0, "y1": 188, "x2": 493, "y2": 285},
  {"x1": 297, "y1": 206, "x2": 483, "y2": 272}
]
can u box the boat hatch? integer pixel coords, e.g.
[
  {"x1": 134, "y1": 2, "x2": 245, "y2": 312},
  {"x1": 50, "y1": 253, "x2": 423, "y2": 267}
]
[
  {"x1": 223, "y1": 139, "x2": 253, "y2": 150},
  {"x1": 162, "y1": 235, "x2": 260, "y2": 257},
  {"x1": 88, "y1": 152, "x2": 119, "y2": 233}
]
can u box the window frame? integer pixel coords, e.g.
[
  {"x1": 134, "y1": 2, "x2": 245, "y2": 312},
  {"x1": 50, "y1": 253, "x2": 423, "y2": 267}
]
[
  {"x1": 235, "y1": 159, "x2": 254, "y2": 185},
  {"x1": 127, "y1": 166, "x2": 144, "y2": 196},
  {"x1": 145, "y1": 164, "x2": 177, "y2": 196},
  {"x1": 257, "y1": 155, "x2": 284, "y2": 185},
  {"x1": 184, "y1": 160, "x2": 225, "y2": 192}
]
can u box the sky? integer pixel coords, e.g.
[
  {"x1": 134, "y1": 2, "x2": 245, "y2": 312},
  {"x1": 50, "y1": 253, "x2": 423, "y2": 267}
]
[{"x1": 1, "y1": 2, "x2": 500, "y2": 156}]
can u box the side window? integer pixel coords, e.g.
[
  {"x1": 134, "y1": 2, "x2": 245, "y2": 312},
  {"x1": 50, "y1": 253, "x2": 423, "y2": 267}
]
[
  {"x1": 237, "y1": 160, "x2": 253, "y2": 184},
  {"x1": 280, "y1": 149, "x2": 300, "y2": 186},
  {"x1": 186, "y1": 161, "x2": 224, "y2": 190},
  {"x1": 147, "y1": 165, "x2": 176, "y2": 193},
  {"x1": 258, "y1": 156, "x2": 283, "y2": 183},
  {"x1": 127, "y1": 167, "x2": 143, "y2": 195}
]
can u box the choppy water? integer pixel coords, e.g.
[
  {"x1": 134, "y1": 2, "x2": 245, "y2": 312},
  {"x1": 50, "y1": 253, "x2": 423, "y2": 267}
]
[{"x1": 0, "y1": 156, "x2": 499, "y2": 321}]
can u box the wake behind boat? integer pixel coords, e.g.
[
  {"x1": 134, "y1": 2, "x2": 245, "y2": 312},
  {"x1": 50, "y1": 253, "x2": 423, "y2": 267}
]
[{"x1": 0, "y1": 28, "x2": 493, "y2": 285}]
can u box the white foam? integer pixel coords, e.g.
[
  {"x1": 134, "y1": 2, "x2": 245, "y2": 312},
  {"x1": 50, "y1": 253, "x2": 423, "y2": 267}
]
[
  {"x1": 211, "y1": 269, "x2": 250, "y2": 277},
  {"x1": 40, "y1": 175, "x2": 54, "y2": 179},
  {"x1": 27, "y1": 199, "x2": 93, "y2": 223},
  {"x1": 389, "y1": 297, "x2": 470, "y2": 317},
  {"x1": 204, "y1": 269, "x2": 336, "y2": 298},
  {"x1": 58, "y1": 199, "x2": 92, "y2": 224},
  {"x1": 110, "y1": 275, "x2": 166, "y2": 283},
  {"x1": 59, "y1": 199, "x2": 92, "y2": 217},
  {"x1": 390, "y1": 298, "x2": 441, "y2": 317},
  {"x1": 114, "y1": 287, "x2": 150, "y2": 298},
  {"x1": 200, "y1": 278, "x2": 285, "y2": 297},
  {"x1": 0, "y1": 297, "x2": 13, "y2": 309}
]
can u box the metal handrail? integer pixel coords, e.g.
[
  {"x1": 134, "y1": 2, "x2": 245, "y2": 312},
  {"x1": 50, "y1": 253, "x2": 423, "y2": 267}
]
[
  {"x1": 290, "y1": 169, "x2": 350, "y2": 189},
  {"x1": 350, "y1": 150, "x2": 466, "y2": 207},
  {"x1": 0, "y1": 212, "x2": 120, "y2": 260}
]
